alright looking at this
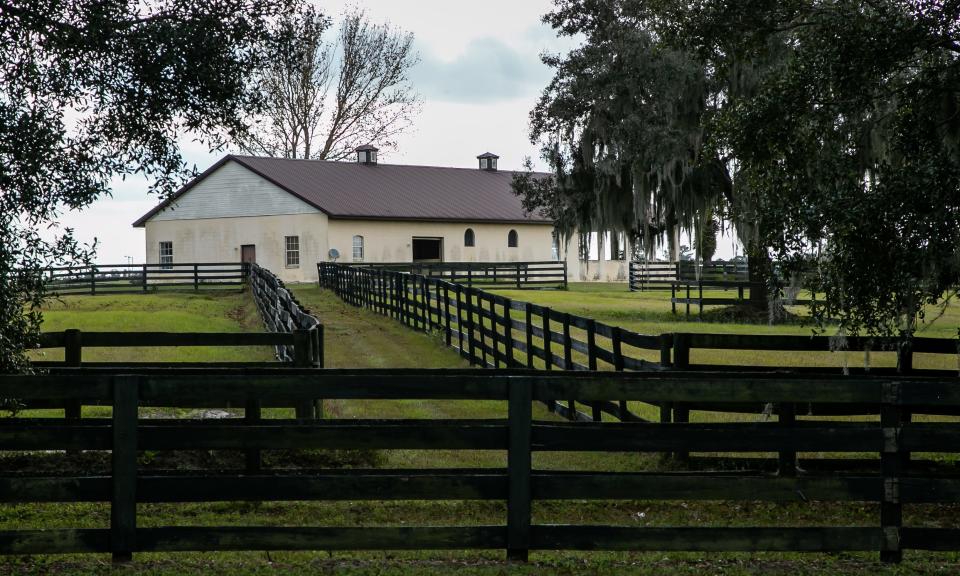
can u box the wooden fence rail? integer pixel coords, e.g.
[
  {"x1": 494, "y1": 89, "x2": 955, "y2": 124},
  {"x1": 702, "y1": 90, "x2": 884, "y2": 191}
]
[
  {"x1": 330, "y1": 260, "x2": 567, "y2": 289},
  {"x1": 44, "y1": 262, "x2": 248, "y2": 296},
  {"x1": 0, "y1": 369, "x2": 958, "y2": 563}
]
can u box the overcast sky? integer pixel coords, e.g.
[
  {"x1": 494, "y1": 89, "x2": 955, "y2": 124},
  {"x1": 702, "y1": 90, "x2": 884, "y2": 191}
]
[{"x1": 60, "y1": 0, "x2": 739, "y2": 263}]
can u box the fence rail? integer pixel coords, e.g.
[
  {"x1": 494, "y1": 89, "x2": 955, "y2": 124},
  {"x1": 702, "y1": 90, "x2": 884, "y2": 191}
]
[
  {"x1": 0, "y1": 369, "x2": 957, "y2": 563},
  {"x1": 332, "y1": 261, "x2": 567, "y2": 289},
  {"x1": 45, "y1": 262, "x2": 247, "y2": 295}
]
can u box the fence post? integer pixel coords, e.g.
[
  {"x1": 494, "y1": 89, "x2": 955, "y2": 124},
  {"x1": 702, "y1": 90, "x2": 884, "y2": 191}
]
[
  {"x1": 111, "y1": 375, "x2": 138, "y2": 563},
  {"x1": 672, "y1": 333, "x2": 690, "y2": 462},
  {"x1": 612, "y1": 327, "x2": 627, "y2": 420},
  {"x1": 488, "y1": 296, "x2": 498, "y2": 368},
  {"x1": 516, "y1": 263, "x2": 521, "y2": 289},
  {"x1": 443, "y1": 284, "x2": 452, "y2": 347},
  {"x1": 245, "y1": 398, "x2": 262, "y2": 472},
  {"x1": 777, "y1": 403, "x2": 796, "y2": 477},
  {"x1": 466, "y1": 288, "x2": 477, "y2": 365},
  {"x1": 880, "y1": 380, "x2": 903, "y2": 564},
  {"x1": 90, "y1": 266, "x2": 97, "y2": 296},
  {"x1": 194, "y1": 264, "x2": 199, "y2": 291},
  {"x1": 658, "y1": 334, "x2": 673, "y2": 436},
  {"x1": 503, "y1": 299, "x2": 514, "y2": 367},
  {"x1": 541, "y1": 306, "x2": 555, "y2": 412},
  {"x1": 506, "y1": 377, "x2": 532, "y2": 562},
  {"x1": 293, "y1": 329, "x2": 315, "y2": 419},
  {"x1": 525, "y1": 303, "x2": 534, "y2": 369},
  {"x1": 142, "y1": 264, "x2": 148, "y2": 292},
  {"x1": 64, "y1": 329, "x2": 83, "y2": 439},
  {"x1": 563, "y1": 313, "x2": 576, "y2": 420},
  {"x1": 586, "y1": 319, "x2": 601, "y2": 422},
  {"x1": 562, "y1": 260, "x2": 568, "y2": 289}
]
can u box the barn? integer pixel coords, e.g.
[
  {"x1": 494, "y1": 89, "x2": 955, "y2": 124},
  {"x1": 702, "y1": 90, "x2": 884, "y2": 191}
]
[{"x1": 133, "y1": 147, "x2": 558, "y2": 283}]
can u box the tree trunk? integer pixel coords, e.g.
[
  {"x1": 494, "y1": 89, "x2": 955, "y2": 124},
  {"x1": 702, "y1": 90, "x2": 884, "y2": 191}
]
[{"x1": 747, "y1": 242, "x2": 770, "y2": 309}]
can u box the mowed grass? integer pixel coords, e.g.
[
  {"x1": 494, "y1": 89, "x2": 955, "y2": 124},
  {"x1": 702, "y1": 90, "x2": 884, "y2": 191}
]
[
  {"x1": 33, "y1": 290, "x2": 275, "y2": 363},
  {"x1": 4, "y1": 286, "x2": 960, "y2": 574},
  {"x1": 490, "y1": 283, "x2": 960, "y2": 371}
]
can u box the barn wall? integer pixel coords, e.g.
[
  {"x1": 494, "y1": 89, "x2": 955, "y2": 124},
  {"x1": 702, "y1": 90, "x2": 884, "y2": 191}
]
[
  {"x1": 144, "y1": 212, "x2": 329, "y2": 283},
  {"x1": 325, "y1": 220, "x2": 555, "y2": 265}
]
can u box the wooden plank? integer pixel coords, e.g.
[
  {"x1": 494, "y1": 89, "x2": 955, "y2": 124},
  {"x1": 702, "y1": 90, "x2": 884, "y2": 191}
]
[
  {"x1": 532, "y1": 473, "x2": 882, "y2": 501},
  {"x1": 135, "y1": 471, "x2": 507, "y2": 502},
  {"x1": 0, "y1": 529, "x2": 111, "y2": 555},
  {"x1": 531, "y1": 422, "x2": 882, "y2": 452},
  {"x1": 138, "y1": 420, "x2": 508, "y2": 450},
  {"x1": 135, "y1": 526, "x2": 507, "y2": 552},
  {"x1": 530, "y1": 526, "x2": 883, "y2": 552}
]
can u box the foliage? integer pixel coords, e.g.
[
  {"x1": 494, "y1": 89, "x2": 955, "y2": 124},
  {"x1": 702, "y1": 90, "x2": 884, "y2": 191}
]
[
  {"x1": 0, "y1": 0, "x2": 295, "y2": 373},
  {"x1": 519, "y1": 0, "x2": 960, "y2": 335},
  {"x1": 234, "y1": 7, "x2": 422, "y2": 160}
]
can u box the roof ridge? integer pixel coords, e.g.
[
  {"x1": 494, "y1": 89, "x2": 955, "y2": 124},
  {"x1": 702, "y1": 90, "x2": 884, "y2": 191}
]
[{"x1": 228, "y1": 154, "x2": 550, "y2": 176}]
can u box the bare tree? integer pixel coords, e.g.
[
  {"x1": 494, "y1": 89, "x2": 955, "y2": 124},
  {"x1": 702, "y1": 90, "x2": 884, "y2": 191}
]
[{"x1": 239, "y1": 7, "x2": 421, "y2": 160}]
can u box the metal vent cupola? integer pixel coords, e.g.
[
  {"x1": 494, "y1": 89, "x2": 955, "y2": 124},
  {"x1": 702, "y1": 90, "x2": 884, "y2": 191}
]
[
  {"x1": 356, "y1": 144, "x2": 378, "y2": 165},
  {"x1": 477, "y1": 152, "x2": 498, "y2": 171}
]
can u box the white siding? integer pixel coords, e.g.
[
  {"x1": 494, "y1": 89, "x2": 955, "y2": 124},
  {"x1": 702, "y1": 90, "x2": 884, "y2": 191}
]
[{"x1": 150, "y1": 160, "x2": 319, "y2": 222}]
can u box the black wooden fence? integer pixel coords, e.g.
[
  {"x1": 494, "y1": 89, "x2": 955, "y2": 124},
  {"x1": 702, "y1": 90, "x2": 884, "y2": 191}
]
[
  {"x1": 318, "y1": 262, "x2": 960, "y2": 425},
  {"x1": 334, "y1": 260, "x2": 567, "y2": 289},
  {"x1": 0, "y1": 369, "x2": 957, "y2": 563},
  {"x1": 45, "y1": 263, "x2": 247, "y2": 295},
  {"x1": 249, "y1": 263, "x2": 322, "y2": 363},
  {"x1": 629, "y1": 260, "x2": 749, "y2": 291}
]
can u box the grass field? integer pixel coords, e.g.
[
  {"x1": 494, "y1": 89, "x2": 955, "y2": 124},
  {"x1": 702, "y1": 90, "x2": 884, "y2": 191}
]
[
  {"x1": 4, "y1": 286, "x2": 959, "y2": 574},
  {"x1": 34, "y1": 291, "x2": 275, "y2": 364}
]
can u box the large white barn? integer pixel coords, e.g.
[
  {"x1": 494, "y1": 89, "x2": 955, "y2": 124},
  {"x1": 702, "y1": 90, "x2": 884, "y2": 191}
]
[{"x1": 133, "y1": 148, "x2": 561, "y2": 283}]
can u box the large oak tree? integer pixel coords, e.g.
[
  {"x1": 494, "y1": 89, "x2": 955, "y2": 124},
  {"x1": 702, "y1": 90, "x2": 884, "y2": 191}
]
[{"x1": 0, "y1": 0, "x2": 296, "y2": 373}]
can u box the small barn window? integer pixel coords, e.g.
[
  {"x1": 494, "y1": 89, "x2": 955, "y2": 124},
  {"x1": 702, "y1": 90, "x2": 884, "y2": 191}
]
[
  {"x1": 285, "y1": 236, "x2": 300, "y2": 268},
  {"x1": 507, "y1": 229, "x2": 518, "y2": 248},
  {"x1": 464, "y1": 228, "x2": 475, "y2": 247},
  {"x1": 159, "y1": 241, "x2": 173, "y2": 269},
  {"x1": 352, "y1": 235, "x2": 364, "y2": 262}
]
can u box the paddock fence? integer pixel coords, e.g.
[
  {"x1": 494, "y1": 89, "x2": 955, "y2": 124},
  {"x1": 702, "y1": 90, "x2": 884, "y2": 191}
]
[
  {"x1": 629, "y1": 260, "x2": 749, "y2": 291},
  {"x1": 44, "y1": 262, "x2": 247, "y2": 296},
  {"x1": 318, "y1": 262, "x2": 960, "y2": 428},
  {"x1": 332, "y1": 260, "x2": 567, "y2": 289},
  {"x1": 0, "y1": 369, "x2": 957, "y2": 563},
  {"x1": 249, "y1": 263, "x2": 322, "y2": 364}
]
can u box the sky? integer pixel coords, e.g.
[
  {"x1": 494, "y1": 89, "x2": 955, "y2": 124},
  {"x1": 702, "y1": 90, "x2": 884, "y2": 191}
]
[{"x1": 59, "y1": 0, "x2": 739, "y2": 263}]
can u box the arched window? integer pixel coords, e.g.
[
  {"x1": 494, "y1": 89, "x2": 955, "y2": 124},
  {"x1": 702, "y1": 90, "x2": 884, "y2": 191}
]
[
  {"x1": 464, "y1": 228, "x2": 475, "y2": 247},
  {"x1": 352, "y1": 235, "x2": 364, "y2": 262},
  {"x1": 507, "y1": 229, "x2": 518, "y2": 248}
]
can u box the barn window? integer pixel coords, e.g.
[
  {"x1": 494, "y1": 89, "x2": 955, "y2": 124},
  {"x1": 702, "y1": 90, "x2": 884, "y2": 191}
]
[
  {"x1": 352, "y1": 235, "x2": 364, "y2": 262},
  {"x1": 285, "y1": 236, "x2": 300, "y2": 268},
  {"x1": 159, "y1": 241, "x2": 173, "y2": 269},
  {"x1": 464, "y1": 228, "x2": 475, "y2": 247},
  {"x1": 551, "y1": 231, "x2": 560, "y2": 260},
  {"x1": 507, "y1": 229, "x2": 518, "y2": 248}
]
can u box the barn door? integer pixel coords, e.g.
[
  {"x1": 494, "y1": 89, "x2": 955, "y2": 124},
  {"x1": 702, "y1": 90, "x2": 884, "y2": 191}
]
[{"x1": 241, "y1": 244, "x2": 256, "y2": 264}]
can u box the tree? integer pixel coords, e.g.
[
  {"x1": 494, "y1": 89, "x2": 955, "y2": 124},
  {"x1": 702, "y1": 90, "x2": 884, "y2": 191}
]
[
  {"x1": 0, "y1": 0, "x2": 295, "y2": 373},
  {"x1": 236, "y1": 7, "x2": 421, "y2": 160},
  {"x1": 520, "y1": 0, "x2": 960, "y2": 336}
]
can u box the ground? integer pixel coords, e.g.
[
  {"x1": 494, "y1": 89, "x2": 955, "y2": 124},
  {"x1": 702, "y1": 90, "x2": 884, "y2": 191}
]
[{"x1": 3, "y1": 284, "x2": 959, "y2": 574}]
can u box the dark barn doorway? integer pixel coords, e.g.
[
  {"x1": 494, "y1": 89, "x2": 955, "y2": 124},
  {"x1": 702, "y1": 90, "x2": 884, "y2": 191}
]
[
  {"x1": 412, "y1": 237, "x2": 443, "y2": 262},
  {"x1": 241, "y1": 244, "x2": 256, "y2": 264}
]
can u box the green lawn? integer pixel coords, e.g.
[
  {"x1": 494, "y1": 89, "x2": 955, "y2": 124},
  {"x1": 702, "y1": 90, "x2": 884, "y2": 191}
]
[
  {"x1": 34, "y1": 291, "x2": 275, "y2": 364},
  {"x1": 3, "y1": 286, "x2": 959, "y2": 574}
]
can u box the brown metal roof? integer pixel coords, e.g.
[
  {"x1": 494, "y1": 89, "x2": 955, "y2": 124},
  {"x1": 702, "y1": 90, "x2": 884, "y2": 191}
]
[{"x1": 133, "y1": 155, "x2": 552, "y2": 227}]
